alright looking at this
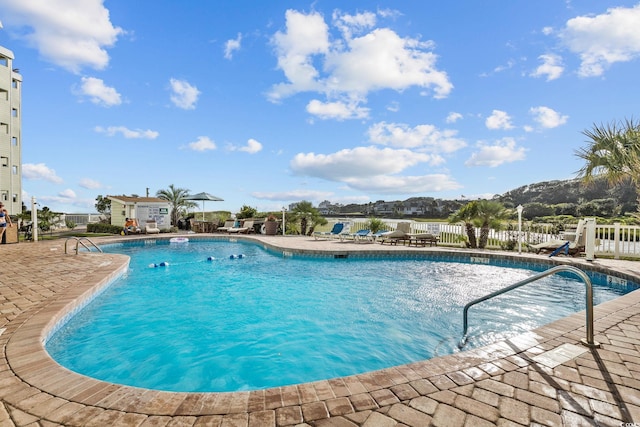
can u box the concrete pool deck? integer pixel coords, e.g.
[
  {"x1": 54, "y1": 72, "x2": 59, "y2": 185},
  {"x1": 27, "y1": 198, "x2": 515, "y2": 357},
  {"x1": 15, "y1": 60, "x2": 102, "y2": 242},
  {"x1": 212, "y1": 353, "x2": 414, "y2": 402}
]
[{"x1": 2, "y1": 234, "x2": 640, "y2": 426}]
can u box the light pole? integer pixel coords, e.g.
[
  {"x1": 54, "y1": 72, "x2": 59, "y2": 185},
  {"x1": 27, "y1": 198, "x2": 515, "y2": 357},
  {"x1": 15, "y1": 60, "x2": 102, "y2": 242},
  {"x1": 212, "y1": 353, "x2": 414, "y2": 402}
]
[
  {"x1": 31, "y1": 196, "x2": 39, "y2": 242},
  {"x1": 516, "y1": 205, "x2": 523, "y2": 254}
]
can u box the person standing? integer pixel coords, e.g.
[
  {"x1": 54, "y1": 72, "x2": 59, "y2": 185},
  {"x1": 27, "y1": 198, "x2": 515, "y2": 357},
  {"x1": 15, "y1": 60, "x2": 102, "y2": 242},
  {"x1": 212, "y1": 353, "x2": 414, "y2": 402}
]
[{"x1": 0, "y1": 202, "x2": 13, "y2": 243}]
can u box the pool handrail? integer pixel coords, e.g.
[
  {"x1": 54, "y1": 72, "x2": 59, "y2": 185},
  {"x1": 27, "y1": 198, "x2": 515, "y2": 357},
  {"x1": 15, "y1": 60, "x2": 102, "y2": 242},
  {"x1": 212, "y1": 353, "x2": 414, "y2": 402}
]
[
  {"x1": 459, "y1": 265, "x2": 600, "y2": 349},
  {"x1": 64, "y1": 236, "x2": 103, "y2": 254}
]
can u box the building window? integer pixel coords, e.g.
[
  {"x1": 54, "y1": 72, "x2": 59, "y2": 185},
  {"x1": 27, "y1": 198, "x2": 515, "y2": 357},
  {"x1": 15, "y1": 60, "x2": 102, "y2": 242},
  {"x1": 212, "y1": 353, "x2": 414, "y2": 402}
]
[
  {"x1": 0, "y1": 57, "x2": 7, "y2": 67},
  {"x1": 11, "y1": 137, "x2": 17, "y2": 146},
  {"x1": 1, "y1": 157, "x2": 7, "y2": 167},
  {"x1": 12, "y1": 165, "x2": 18, "y2": 175},
  {"x1": 0, "y1": 123, "x2": 7, "y2": 134},
  {"x1": 12, "y1": 194, "x2": 17, "y2": 203},
  {"x1": 1, "y1": 192, "x2": 7, "y2": 201},
  {"x1": 12, "y1": 108, "x2": 17, "y2": 117},
  {"x1": 0, "y1": 89, "x2": 7, "y2": 101},
  {"x1": 12, "y1": 79, "x2": 18, "y2": 89}
]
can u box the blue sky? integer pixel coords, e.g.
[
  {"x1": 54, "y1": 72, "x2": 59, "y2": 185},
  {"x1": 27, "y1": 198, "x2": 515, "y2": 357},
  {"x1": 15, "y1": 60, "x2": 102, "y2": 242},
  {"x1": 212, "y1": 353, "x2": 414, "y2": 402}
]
[{"x1": 1, "y1": 1, "x2": 639, "y2": 214}]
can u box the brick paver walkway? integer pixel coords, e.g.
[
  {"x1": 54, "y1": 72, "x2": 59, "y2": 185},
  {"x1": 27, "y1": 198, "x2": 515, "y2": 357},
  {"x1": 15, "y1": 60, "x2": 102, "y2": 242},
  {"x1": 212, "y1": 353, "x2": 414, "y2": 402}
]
[{"x1": 2, "y1": 234, "x2": 640, "y2": 426}]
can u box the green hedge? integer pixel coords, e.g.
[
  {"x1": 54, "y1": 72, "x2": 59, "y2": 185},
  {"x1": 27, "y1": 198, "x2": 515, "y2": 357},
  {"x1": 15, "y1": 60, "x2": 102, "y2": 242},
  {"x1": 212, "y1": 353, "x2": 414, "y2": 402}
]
[{"x1": 87, "y1": 223, "x2": 123, "y2": 234}]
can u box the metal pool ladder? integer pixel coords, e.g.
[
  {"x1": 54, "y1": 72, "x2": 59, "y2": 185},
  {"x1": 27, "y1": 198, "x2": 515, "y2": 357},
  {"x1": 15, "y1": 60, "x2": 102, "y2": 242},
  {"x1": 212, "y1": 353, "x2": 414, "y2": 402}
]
[
  {"x1": 459, "y1": 265, "x2": 600, "y2": 349},
  {"x1": 65, "y1": 237, "x2": 103, "y2": 254}
]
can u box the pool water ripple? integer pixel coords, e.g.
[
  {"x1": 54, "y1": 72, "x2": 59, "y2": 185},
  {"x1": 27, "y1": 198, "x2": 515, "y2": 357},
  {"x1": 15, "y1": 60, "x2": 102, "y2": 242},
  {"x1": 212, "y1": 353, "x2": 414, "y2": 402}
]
[{"x1": 46, "y1": 240, "x2": 630, "y2": 392}]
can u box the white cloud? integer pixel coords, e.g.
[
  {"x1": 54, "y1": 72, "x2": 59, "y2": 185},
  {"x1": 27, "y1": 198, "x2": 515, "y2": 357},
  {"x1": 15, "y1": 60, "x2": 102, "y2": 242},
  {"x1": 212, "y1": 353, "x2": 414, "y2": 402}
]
[
  {"x1": 332, "y1": 10, "x2": 377, "y2": 39},
  {"x1": 22, "y1": 163, "x2": 63, "y2": 183},
  {"x1": 446, "y1": 112, "x2": 463, "y2": 123},
  {"x1": 493, "y1": 59, "x2": 515, "y2": 74},
  {"x1": 268, "y1": 9, "x2": 452, "y2": 108},
  {"x1": 59, "y1": 188, "x2": 77, "y2": 198},
  {"x1": 79, "y1": 178, "x2": 103, "y2": 189},
  {"x1": 324, "y1": 28, "x2": 451, "y2": 97},
  {"x1": 229, "y1": 138, "x2": 263, "y2": 154},
  {"x1": 0, "y1": 0, "x2": 123, "y2": 73},
  {"x1": 169, "y1": 78, "x2": 200, "y2": 110},
  {"x1": 251, "y1": 189, "x2": 334, "y2": 202},
  {"x1": 560, "y1": 4, "x2": 640, "y2": 77},
  {"x1": 485, "y1": 110, "x2": 514, "y2": 130},
  {"x1": 465, "y1": 138, "x2": 526, "y2": 167},
  {"x1": 386, "y1": 101, "x2": 400, "y2": 112},
  {"x1": 306, "y1": 99, "x2": 369, "y2": 120},
  {"x1": 269, "y1": 10, "x2": 330, "y2": 100},
  {"x1": 78, "y1": 77, "x2": 121, "y2": 106},
  {"x1": 530, "y1": 54, "x2": 564, "y2": 81},
  {"x1": 187, "y1": 136, "x2": 216, "y2": 152},
  {"x1": 529, "y1": 106, "x2": 568, "y2": 129},
  {"x1": 291, "y1": 146, "x2": 436, "y2": 181},
  {"x1": 95, "y1": 125, "x2": 159, "y2": 139},
  {"x1": 224, "y1": 33, "x2": 242, "y2": 59},
  {"x1": 343, "y1": 173, "x2": 461, "y2": 194},
  {"x1": 368, "y1": 121, "x2": 466, "y2": 153},
  {"x1": 290, "y1": 145, "x2": 461, "y2": 194},
  {"x1": 38, "y1": 194, "x2": 95, "y2": 210}
]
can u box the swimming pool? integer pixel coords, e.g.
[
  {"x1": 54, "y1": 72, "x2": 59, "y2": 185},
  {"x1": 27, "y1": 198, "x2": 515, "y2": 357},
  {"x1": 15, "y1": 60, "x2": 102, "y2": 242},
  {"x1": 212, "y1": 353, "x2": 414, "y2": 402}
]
[{"x1": 46, "y1": 239, "x2": 634, "y2": 392}]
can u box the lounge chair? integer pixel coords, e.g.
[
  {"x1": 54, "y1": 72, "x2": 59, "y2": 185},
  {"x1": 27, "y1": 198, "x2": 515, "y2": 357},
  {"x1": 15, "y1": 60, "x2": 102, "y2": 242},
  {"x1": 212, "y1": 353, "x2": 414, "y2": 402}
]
[
  {"x1": 145, "y1": 220, "x2": 160, "y2": 234},
  {"x1": 380, "y1": 222, "x2": 412, "y2": 245},
  {"x1": 314, "y1": 223, "x2": 344, "y2": 240},
  {"x1": 331, "y1": 222, "x2": 352, "y2": 240},
  {"x1": 228, "y1": 220, "x2": 254, "y2": 234},
  {"x1": 367, "y1": 230, "x2": 390, "y2": 243},
  {"x1": 407, "y1": 233, "x2": 439, "y2": 247},
  {"x1": 217, "y1": 220, "x2": 236, "y2": 232},
  {"x1": 340, "y1": 229, "x2": 371, "y2": 243},
  {"x1": 529, "y1": 220, "x2": 585, "y2": 257}
]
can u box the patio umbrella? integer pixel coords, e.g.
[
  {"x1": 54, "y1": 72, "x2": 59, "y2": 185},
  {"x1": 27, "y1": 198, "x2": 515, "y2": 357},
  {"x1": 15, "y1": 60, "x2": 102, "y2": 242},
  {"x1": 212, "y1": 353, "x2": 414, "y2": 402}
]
[{"x1": 185, "y1": 192, "x2": 224, "y2": 221}]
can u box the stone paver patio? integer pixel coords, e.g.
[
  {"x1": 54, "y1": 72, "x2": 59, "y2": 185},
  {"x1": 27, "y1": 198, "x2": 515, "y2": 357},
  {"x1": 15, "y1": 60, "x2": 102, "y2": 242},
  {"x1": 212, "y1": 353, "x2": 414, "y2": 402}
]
[{"x1": 2, "y1": 234, "x2": 640, "y2": 426}]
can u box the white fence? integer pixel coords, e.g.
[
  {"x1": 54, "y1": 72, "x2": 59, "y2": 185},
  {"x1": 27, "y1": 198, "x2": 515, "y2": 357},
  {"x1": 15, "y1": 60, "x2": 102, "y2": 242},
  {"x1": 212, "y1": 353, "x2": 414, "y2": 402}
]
[{"x1": 324, "y1": 218, "x2": 640, "y2": 259}]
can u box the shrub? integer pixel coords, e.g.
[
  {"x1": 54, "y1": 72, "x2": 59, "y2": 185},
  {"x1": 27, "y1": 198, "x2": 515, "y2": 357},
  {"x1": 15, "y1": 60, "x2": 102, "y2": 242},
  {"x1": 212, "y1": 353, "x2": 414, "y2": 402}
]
[
  {"x1": 366, "y1": 217, "x2": 385, "y2": 233},
  {"x1": 87, "y1": 222, "x2": 123, "y2": 234}
]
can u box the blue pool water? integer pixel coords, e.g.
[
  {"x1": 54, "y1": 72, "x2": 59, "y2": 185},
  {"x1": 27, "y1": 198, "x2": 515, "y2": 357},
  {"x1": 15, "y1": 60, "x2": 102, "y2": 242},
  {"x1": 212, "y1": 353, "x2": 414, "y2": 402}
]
[{"x1": 46, "y1": 240, "x2": 633, "y2": 392}]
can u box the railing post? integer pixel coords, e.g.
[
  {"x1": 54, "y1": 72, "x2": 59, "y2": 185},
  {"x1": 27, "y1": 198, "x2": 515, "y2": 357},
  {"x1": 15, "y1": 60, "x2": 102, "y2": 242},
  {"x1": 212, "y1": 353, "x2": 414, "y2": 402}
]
[
  {"x1": 614, "y1": 222, "x2": 621, "y2": 260},
  {"x1": 585, "y1": 218, "x2": 596, "y2": 262}
]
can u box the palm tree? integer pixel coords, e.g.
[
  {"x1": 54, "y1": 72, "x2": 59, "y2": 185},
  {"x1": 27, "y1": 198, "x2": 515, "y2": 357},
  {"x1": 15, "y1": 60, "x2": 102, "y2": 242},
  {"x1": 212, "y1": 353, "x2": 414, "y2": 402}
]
[
  {"x1": 576, "y1": 118, "x2": 640, "y2": 211},
  {"x1": 156, "y1": 185, "x2": 195, "y2": 226},
  {"x1": 290, "y1": 201, "x2": 325, "y2": 235},
  {"x1": 474, "y1": 200, "x2": 509, "y2": 249},
  {"x1": 449, "y1": 201, "x2": 478, "y2": 248}
]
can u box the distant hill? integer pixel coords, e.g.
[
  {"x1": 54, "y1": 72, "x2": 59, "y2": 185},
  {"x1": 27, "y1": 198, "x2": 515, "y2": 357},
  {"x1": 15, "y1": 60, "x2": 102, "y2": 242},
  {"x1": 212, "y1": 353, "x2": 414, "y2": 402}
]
[
  {"x1": 325, "y1": 177, "x2": 638, "y2": 219},
  {"x1": 495, "y1": 177, "x2": 637, "y2": 217},
  {"x1": 497, "y1": 178, "x2": 635, "y2": 206}
]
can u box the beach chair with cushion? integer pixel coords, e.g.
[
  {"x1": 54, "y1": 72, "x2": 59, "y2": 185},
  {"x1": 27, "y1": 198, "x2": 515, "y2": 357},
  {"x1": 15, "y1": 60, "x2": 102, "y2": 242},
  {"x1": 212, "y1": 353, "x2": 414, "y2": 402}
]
[
  {"x1": 379, "y1": 222, "x2": 412, "y2": 245},
  {"x1": 217, "y1": 220, "x2": 236, "y2": 232},
  {"x1": 340, "y1": 229, "x2": 371, "y2": 243},
  {"x1": 366, "y1": 229, "x2": 389, "y2": 243},
  {"x1": 314, "y1": 222, "x2": 344, "y2": 240},
  {"x1": 331, "y1": 222, "x2": 352, "y2": 240},
  {"x1": 227, "y1": 220, "x2": 254, "y2": 234},
  {"x1": 145, "y1": 220, "x2": 160, "y2": 234},
  {"x1": 529, "y1": 220, "x2": 585, "y2": 257}
]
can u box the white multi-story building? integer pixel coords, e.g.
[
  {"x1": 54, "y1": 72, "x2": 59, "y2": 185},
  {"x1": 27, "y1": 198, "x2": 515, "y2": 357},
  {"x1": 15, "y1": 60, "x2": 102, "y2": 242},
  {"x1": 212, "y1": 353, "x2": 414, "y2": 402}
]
[{"x1": 0, "y1": 45, "x2": 21, "y2": 215}]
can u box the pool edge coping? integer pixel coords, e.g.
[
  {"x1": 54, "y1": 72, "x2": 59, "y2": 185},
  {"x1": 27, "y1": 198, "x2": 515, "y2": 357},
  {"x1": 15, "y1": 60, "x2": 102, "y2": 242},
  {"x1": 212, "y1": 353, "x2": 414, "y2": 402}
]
[{"x1": 5, "y1": 234, "x2": 640, "y2": 417}]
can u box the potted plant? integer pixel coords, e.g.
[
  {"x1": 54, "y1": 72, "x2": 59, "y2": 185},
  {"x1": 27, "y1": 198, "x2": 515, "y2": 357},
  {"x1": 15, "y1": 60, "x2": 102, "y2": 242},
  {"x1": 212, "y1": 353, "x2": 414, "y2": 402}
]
[{"x1": 264, "y1": 214, "x2": 279, "y2": 235}]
